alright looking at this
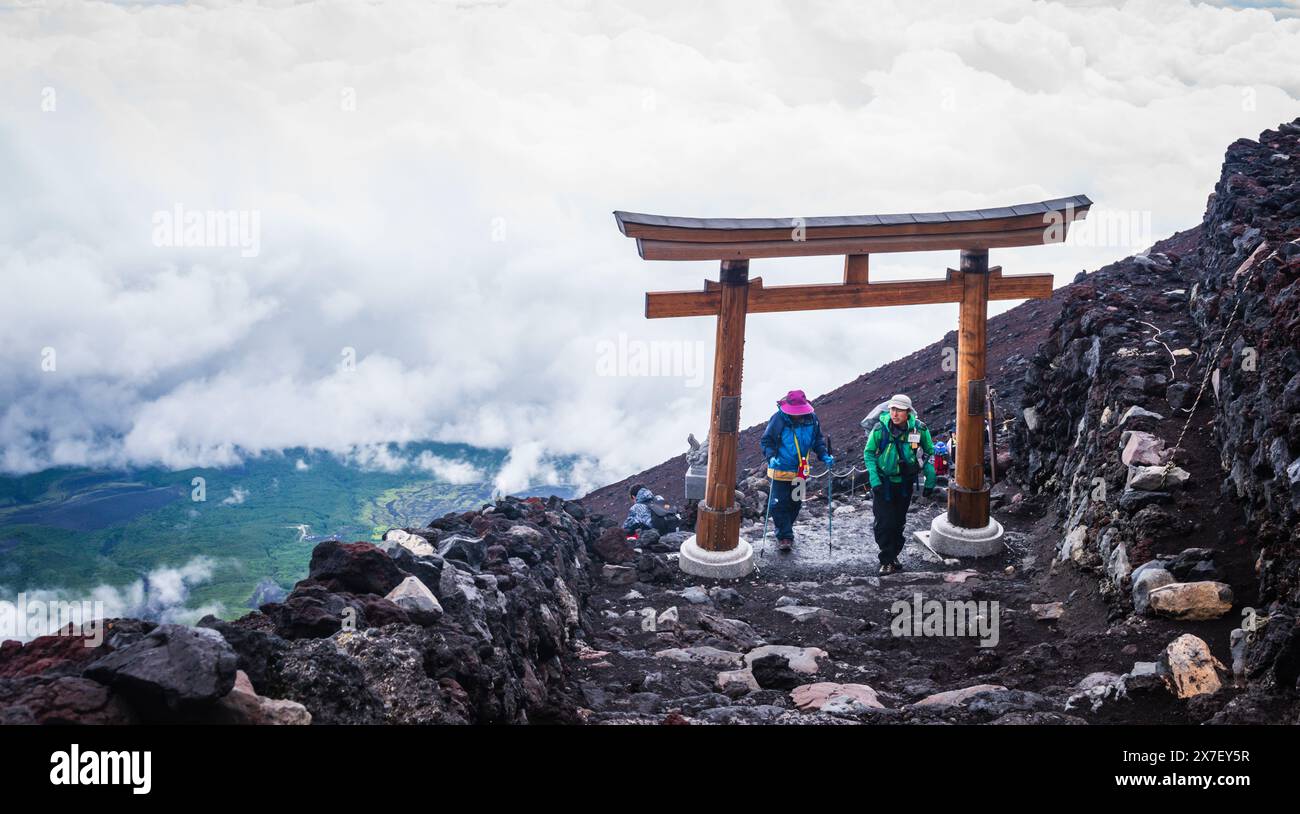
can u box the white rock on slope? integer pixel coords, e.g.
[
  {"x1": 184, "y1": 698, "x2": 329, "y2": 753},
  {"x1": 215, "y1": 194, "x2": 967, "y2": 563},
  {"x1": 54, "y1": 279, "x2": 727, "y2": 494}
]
[
  {"x1": 743, "y1": 645, "x2": 827, "y2": 675},
  {"x1": 382, "y1": 528, "x2": 436, "y2": 557},
  {"x1": 385, "y1": 575, "x2": 443, "y2": 616},
  {"x1": 1128, "y1": 464, "x2": 1190, "y2": 490}
]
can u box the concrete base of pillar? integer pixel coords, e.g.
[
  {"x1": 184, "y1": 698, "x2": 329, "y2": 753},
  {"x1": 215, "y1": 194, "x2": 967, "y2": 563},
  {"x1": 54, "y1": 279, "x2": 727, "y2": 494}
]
[
  {"x1": 927, "y1": 514, "x2": 1004, "y2": 558},
  {"x1": 678, "y1": 535, "x2": 754, "y2": 579}
]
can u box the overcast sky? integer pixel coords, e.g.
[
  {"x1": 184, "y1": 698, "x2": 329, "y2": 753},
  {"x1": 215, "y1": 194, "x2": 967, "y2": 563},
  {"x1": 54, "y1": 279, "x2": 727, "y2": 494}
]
[{"x1": 1, "y1": 0, "x2": 1297, "y2": 493}]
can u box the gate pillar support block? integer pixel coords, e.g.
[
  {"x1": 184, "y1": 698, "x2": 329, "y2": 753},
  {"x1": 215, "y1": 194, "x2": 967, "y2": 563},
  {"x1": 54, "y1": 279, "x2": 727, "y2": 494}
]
[
  {"x1": 678, "y1": 534, "x2": 755, "y2": 579},
  {"x1": 928, "y1": 514, "x2": 1004, "y2": 558}
]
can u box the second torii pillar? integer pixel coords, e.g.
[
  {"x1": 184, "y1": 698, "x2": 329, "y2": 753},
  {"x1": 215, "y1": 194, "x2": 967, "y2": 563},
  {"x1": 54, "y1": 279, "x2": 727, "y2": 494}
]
[
  {"x1": 928, "y1": 248, "x2": 1005, "y2": 556},
  {"x1": 679, "y1": 259, "x2": 756, "y2": 578}
]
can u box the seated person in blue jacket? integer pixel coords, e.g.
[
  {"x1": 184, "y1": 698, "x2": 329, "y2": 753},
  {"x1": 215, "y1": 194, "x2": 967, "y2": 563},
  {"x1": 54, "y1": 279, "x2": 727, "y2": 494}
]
[
  {"x1": 760, "y1": 389, "x2": 832, "y2": 552},
  {"x1": 622, "y1": 486, "x2": 656, "y2": 534}
]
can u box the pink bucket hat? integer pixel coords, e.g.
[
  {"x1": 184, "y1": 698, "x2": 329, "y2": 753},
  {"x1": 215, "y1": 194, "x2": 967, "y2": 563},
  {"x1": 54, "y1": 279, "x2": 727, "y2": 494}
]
[{"x1": 778, "y1": 389, "x2": 814, "y2": 415}]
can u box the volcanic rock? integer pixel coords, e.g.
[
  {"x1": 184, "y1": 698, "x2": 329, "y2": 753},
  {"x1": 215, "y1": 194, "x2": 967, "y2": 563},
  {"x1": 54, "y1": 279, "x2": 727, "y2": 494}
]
[{"x1": 84, "y1": 624, "x2": 238, "y2": 711}]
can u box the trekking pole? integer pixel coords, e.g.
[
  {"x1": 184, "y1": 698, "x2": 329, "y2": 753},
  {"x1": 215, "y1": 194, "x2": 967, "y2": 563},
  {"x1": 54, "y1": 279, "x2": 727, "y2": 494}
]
[
  {"x1": 827, "y1": 466, "x2": 834, "y2": 555},
  {"x1": 986, "y1": 387, "x2": 998, "y2": 485},
  {"x1": 760, "y1": 471, "x2": 776, "y2": 560}
]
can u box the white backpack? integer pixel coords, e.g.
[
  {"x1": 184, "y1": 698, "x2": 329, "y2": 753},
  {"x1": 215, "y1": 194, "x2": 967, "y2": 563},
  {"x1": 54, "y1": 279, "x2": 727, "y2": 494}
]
[{"x1": 860, "y1": 401, "x2": 917, "y2": 432}]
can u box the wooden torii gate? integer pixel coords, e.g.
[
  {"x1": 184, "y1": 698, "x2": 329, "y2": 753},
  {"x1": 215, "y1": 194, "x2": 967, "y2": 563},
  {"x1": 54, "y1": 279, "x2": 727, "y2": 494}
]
[{"x1": 613, "y1": 195, "x2": 1090, "y2": 577}]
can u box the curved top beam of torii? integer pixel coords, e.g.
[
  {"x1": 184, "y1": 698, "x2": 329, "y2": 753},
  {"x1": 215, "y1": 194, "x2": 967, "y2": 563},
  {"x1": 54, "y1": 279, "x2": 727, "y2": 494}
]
[
  {"x1": 614, "y1": 194, "x2": 1091, "y2": 260},
  {"x1": 610, "y1": 194, "x2": 1091, "y2": 576}
]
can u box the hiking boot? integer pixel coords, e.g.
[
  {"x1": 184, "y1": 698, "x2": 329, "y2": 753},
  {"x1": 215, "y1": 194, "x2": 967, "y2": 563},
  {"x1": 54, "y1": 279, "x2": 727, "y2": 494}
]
[
  {"x1": 778, "y1": 537, "x2": 793, "y2": 553},
  {"x1": 878, "y1": 562, "x2": 894, "y2": 575}
]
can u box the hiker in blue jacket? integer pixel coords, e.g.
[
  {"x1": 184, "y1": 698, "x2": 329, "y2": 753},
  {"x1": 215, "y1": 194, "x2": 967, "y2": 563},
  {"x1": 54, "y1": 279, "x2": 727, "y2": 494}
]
[{"x1": 760, "y1": 389, "x2": 832, "y2": 552}]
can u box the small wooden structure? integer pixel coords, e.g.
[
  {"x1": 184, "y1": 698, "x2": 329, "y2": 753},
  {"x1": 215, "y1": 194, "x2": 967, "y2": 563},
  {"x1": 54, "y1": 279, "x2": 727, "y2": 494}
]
[{"x1": 613, "y1": 195, "x2": 1090, "y2": 565}]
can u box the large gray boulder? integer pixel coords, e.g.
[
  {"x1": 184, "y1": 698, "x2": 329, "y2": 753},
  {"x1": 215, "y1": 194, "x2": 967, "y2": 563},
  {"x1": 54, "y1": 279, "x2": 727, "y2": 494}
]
[
  {"x1": 1132, "y1": 566, "x2": 1175, "y2": 614},
  {"x1": 85, "y1": 624, "x2": 238, "y2": 710}
]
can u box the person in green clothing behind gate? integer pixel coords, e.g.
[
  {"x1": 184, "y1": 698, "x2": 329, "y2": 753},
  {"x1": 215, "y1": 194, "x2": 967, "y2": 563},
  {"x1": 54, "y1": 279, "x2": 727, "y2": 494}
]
[{"x1": 864, "y1": 393, "x2": 935, "y2": 575}]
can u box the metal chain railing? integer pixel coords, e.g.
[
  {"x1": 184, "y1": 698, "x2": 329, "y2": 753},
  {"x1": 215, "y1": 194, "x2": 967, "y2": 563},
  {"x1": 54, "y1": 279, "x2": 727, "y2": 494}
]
[
  {"x1": 806, "y1": 464, "x2": 870, "y2": 480},
  {"x1": 1158, "y1": 254, "x2": 1265, "y2": 487}
]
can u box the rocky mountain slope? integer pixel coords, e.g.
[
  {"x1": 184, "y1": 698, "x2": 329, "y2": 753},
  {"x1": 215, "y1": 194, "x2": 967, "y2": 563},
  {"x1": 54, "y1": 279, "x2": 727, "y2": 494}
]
[
  {"x1": 1, "y1": 119, "x2": 1297, "y2": 725},
  {"x1": 1, "y1": 496, "x2": 597, "y2": 724},
  {"x1": 1010, "y1": 118, "x2": 1300, "y2": 717}
]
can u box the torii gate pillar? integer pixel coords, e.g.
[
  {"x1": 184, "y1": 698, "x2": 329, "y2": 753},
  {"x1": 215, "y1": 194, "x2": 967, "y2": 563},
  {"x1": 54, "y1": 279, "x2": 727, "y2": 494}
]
[
  {"x1": 928, "y1": 248, "x2": 1004, "y2": 557},
  {"x1": 679, "y1": 259, "x2": 756, "y2": 578}
]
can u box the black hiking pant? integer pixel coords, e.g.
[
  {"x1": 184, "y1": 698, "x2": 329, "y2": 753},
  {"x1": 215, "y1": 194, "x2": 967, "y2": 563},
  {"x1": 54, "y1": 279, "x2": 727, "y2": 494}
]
[{"x1": 872, "y1": 479, "x2": 913, "y2": 565}]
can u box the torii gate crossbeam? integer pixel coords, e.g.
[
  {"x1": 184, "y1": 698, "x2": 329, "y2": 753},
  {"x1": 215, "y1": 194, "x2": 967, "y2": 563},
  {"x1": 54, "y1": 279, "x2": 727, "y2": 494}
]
[{"x1": 613, "y1": 195, "x2": 1090, "y2": 578}]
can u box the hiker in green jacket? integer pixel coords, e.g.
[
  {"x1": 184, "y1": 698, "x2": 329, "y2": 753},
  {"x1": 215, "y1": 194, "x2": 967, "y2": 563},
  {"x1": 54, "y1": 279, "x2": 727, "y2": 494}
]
[{"x1": 864, "y1": 393, "x2": 935, "y2": 575}]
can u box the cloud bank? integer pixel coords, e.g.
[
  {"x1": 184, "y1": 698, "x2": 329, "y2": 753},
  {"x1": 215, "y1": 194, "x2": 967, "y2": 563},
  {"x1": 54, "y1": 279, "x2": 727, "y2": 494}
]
[{"x1": 1, "y1": 0, "x2": 1297, "y2": 493}]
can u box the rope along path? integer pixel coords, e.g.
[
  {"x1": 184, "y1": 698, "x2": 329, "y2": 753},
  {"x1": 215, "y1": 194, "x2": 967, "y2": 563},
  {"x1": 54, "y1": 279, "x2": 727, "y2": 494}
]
[{"x1": 1159, "y1": 248, "x2": 1268, "y2": 486}]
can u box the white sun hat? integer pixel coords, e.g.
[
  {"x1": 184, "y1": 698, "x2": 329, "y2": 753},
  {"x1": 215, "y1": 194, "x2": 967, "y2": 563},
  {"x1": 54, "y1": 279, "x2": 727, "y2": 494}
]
[{"x1": 886, "y1": 394, "x2": 913, "y2": 411}]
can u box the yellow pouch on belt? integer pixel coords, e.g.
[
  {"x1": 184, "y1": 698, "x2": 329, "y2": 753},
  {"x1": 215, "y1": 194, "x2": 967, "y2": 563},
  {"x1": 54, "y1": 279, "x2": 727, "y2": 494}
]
[{"x1": 768, "y1": 430, "x2": 810, "y2": 482}]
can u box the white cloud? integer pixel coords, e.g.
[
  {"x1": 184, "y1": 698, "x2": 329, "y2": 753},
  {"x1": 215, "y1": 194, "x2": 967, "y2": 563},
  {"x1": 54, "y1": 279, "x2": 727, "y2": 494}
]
[
  {"x1": 0, "y1": 0, "x2": 1297, "y2": 490},
  {"x1": 413, "y1": 451, "x2": 485, "y2": 484},
  {"x1": 0, "y1": 556, "x2": 221, "y2": 643},
  {"x1": 319, "y1": 289, "x2": 365, "y2": 323},
  {"x1": 493, "y1": 441, "x2": 561, "y2": 496},
  {"x1": 221, "y1": 487, "x2": 248, "y2": 505}
]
